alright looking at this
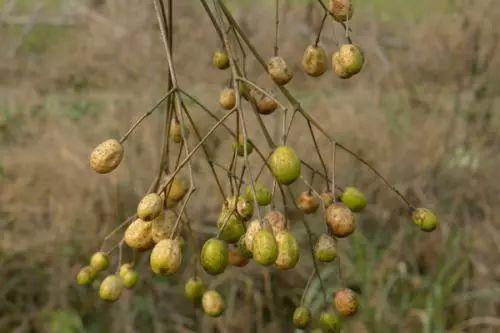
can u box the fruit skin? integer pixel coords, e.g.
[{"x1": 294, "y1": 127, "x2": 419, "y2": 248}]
[
  {"x1": 202, "y1": 290, "x2": 225, "y2": 317},
  {"x1": 217, "y1": 209, "x2": 246, "y2": 244},
  {"x1": 99, "y1": 275, "x2": 123, "y2": 302},
  {"x1": 252, "y1": 229, "x2": 279, "y2": 266},
  {"x1": 264, "y1": 210, "x2": 286, "y2": 235},
  {"x1": 245, "y1": 183, "x2": 272, "y2": 206},
  {"x1": 151, "y1": 211, "x2": 176, "y2": 243},
  {"x1": 119, "y1": 263, "x2": 133, "y2": 276},
  {"x1": 233, "y1": 135, "x2": 254, "y2": 157},
  {"x1": 329, "y1": 0, "x2": 353, "y2": 22},
  {"x1": 90, "y1": 252, "x2": 109, "y2": 272},
  {"x1": 184, "y1": 277, "x2": 205, "y2": 302},
  {"x1": 124, "y1": 219, "x2": 155, "y2": 251},
  {"x1": 333, "y1": 44, "x2": 364, "y2": 79},
  {"x1": 302, "y1": 45, "x2": 328, "y2": 77},
  {"x1": 225, "y1": 196, "x2": 254, "y2": 221},
  {"x1": 332, "y1": 52, "x2": 352, "y2": 79},
  {"x1": 319, "y1": 311, "x2": 341, "y2": 333},
  {"x1": 334, "y1": 288, "x2": 358, "y2": 316},
  {"x1": 292, "y1": 306, "x2": 311, "y2": 329},
  {"x1": 269, "y1": 146, "x2": 301, "y2": 185},
  {"x1": 150, "y1": 239, "x2": 183, "y2": 275},
  {"x1": 321, "y1": 192, "x2": 335, "y2": 207},
  {"x1": 340, "y1": 186, "x2": 367, "y2": 212},
  {"x1": 169, "y1": 120, "x2": 189, "y2": 143},
  {"x1": 201, "y1": 238, "x2": 228, "y2": 275},
  {"x1": 275, "y1": 231, "x2": 300, "y2": 270},
  {"x1": 219, "y1": 88, "x2": 236, "y2": 110},
  {"x1": 237, "y1": 236, "x2": 253, "y2": 259},
  {"x1": 76, "y1": 266, "x2": 96, "y2": 286},
  {"x1": 297, "y1": 191, "x2": 320, "y2": 214},
  {"x1": 412, "y1": 208, "x2": 438, "y2": 232},
  {"x1": 120, "y1": 268, "x2": 139, "y2": 289},
  {"x1": 137, "y1": 193, "x2": 164, "y2": 221},
  {"x1": 256, "y1": 96, "x2": 278, "y2": 115},
  {"x1": 314, "y1": 233, "x2": 337, "y2": 262},
  {"x1": 267, "y1": 56, "x2": 293, "y2": 85},
  {"x1": 326, "y1": 203, "x2": 356, "y2": 238},
  {"x1": 89, "y1": 139, "x2": 124, "y2": 174},
  {"x1": 228, "y1": 246, "x2": 250, "y2": 267},
  {"x1": 213, "y1": 50, "x2": 230, "y2": 70},
  {"x1": 165, "y1": 177, "x2": 188, "y2": 202},
  {"x1": 244, "y1": 219, "x2": 262, "y2": 252}
]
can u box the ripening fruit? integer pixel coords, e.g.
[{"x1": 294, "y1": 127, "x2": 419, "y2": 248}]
[
  {"x1": 201, "y1": 238, "x2": 228, "y2": 275},
  {"x1": 150, "y1": 239, "x2": 183, "y2": 275},
  {"x1": 99, "y1": 275, "x2": 123, "y2": 302},
  {"x1": 233, "y1": 135, "x2": 254, "y2": 157},
  {"x1": 244, "y1": 219, "x2": 262, "y2": 252},
  {"x1": 237, "y1": 236, "x2": 253, "y2": 259},
  {"x1": 137, "y1": 193, "x2": 163, "y2": 221},
  {"x1": 269, "y1": 146, "x2": 301, "y2": 185},
  {"x1": 297, "y1": 191, "x2": 320, "y2": 214},
  {"x1": 228, "y1": 246, "x2": 250, "y2": 267},
  {"x1": 245, "y1": 182, "x2": 272, "y2": 206},
  {"x1": 213, "y1": 50, "x2": 230, "y2": 70},
  {"x1": 326, "y1": 203, "x2": 356, "y2": 238},
  {"x1": 225, "y1": 196, "x2": 254, "y2": 221},
  {"x1": 332, "y1": 44, "x2": 364, "y2": 79},
  {"x1": 267, "y1": 56, "x2": 293, "y2": 85},
  {"x1": 302, "y1": 45, "x2": 328, "y2": 77},
  {"x1": 334, "y1": 288, "x2": 358, "y2": 316},
  {"x1": 151, "y1": 211, "x2": 176, "y2": 243},
  {"x1": 412, "y1": 208, "x2": 438, "y2": 232},
  {"x1": 184, "y1": 277, "x2": 205, "y2": 302},
  {"x1": 120, "y1": 268, "x2": 139, "y2": 289},
  {"x1": 76, "y1": 266, "x2": 96, "y2": 286},
  {"x1": 89, "y1": 139, "x2": 124, "y2": 174},
  {"x1": 219, "y1": 88, "x2": 236, "y2": 110},
  {"x1": 314, "y1": 233, "x2": 337, "y2": 262},
  {"x1": 169, "y1": 119, "x2": 189, "y2": 144},
  {"x1": 332, "y1": 51, "x2": 351, "y2": 79},
  {"x1": 217, "y1": 209, "x2": 245, "y2": 244},
  {"x1": 90, "y1": 252, "x2": 109, "y2": 272},
  {"x1": 319, "y1": 311, "x2": 341, "y2": 333},
  {"x1": 321, "y1": 192, "x2": 335, "y2": 207},
  {"x1": 124, "y1": 219, "x2": 155, "y2": 251},
  {"x1": 252, "y1": 229, "x2": 279, "y2": 266},
  {"x1": 165, "y1": 177, "x2": 188, "y2": 203},
  {"x1": 275, "y1": 231, "x2": 300, "y2": 270},
  {"x1": 119, "y1": 263, "x2": 133, "y2": 276},
  {"x1": 256, "y1": 96, "x2": 278, "y2": 115},
  {"x1": 329, "y1": 0, "x2": 353, "y2": 22},
  {"x1": 264, "y1": 210, "x2": 286, "y2": 235},
  {"x1": 202, "y1": 290, "x2": 225, "y2": 317},
  {"x1": 340, "y1": 187, "x2": 367, "y2": 212},
  {"x1": 292, "y1": 306, "x2": 311, "y2": 329}
]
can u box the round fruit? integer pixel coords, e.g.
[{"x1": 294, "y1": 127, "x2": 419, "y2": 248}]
[
  {"x1": 213, "y1": 50, "x2": 230, "y2": 70},
  {"x1": 119, "y1": 263, "x2": 133, "y2": 276},
  {"x1": 256, "y1": 96, "x2": 278, "y2": 115},
  {"x1": 184, "y1": 277, "x2": 205, "y2": 302},
  {"x1": 99, "y1": 275, "x2": 123, "y2": 302},
  {"x1": 137, "y1": 193, "x2": 163, "y2": 221},
  {"x1": 320, "y1": 311, "x2": 341, "y2": 333},
  {"x1": 334, "y1": 288, "x2": 358, "y2": 316},
  {"x1": 120, "y1": 268, "x2": 139, "y2": 289},
  {"x1": 275, "y1": 231, "x2": 300, "y2": 270},
  {"x1": 412, "y1": 208, "x2": 438, "y2": 232},
  {"x1": 237, "y1": 236, "x2": 253, "y2": 259},
  {"x1": 124, "y1": 219, "x2": 155, "y2": 251},
  {"x1": 233, "y1": 135, "x2": 254, "y2": 157},
  {"x1": 201, "y1": 238, "x2": 228, "y2": 275},
  {"x1": 252, "y1": 229, "x2": 279, "y2": 266},
  {"x1": 332, "y1": 51, "x2": 352, "y2": 79},
  {"x1": 217, "y1": 209, "x2": 245, "y2": 244},
  {"x1": 169, "y1": 119, "x2": 189, "y2": 144},
  {"x1": 302, "y1": 45, "x2": 328, "y2": 77},
  {"x1": 89, "y1": 139, "x2": 124, "y2": 174},
  {"x1": 297, "y1": 191, "x2": 320, "y2": 214},
  {"x1": 269, "y1": 146, "x2": 301, "y2": 185},
  {"x1": 202, "y1": 290, "x2": 225, "y2": 317},
  {"x1": 219, "y1": 88, "x2": 236, "y2": 110},
  {"x1": 90, "y1": 252, "x2": 109, "y2": 272},
  {"x1": 267, "y1": 56, "x2": 293, "y2": 85},
  {"x1": 149, "y1": 239, "x2": 183, "y2": 275},
  {"x1": 340, "y1": 186, "x2": 367, "y2": 212},
  {"x1": 225, "y1": 196, "x2": 254, "y2": 221},
  {"x1": 326, "y1": 203, "x2": 356, "y2": 238},
  {"x1": 329, "y1": 0, "x2": 353, "y2": 22},
  {"x1": 151, "y1": 211, "x2": 176, "y2": 243},
  {"x1": 314, "y1": 233, "x2": 337, "y2": 262},
  {"x1": 333, "y1": 44, "x2": 364, "y2": 78},
  {"x1": 292, "y1": 306, "x2": 311, "y2": 329},
  {"x1": 76, "y1": 266, "x2": 96, "y2": 286},
  {"x1": 245, "y1": 182, "x2": 272, "y2": 206},
  {"x1": 321, "y1": 192, "x2": 335, "y2": 207},
  {"x1": 228, "y1": 246, "x2": 250, "y2": 267},
  {"x1": 264, "y1": 210, "x2": 286, "y2": 235}
]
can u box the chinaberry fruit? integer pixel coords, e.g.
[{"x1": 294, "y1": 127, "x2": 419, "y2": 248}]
[
  {"x1": 321, "y1": 192, "x2": 335, "y2": 207},
  {"x1": 412, "y1": 208, "x2": 438, "y2": 232},
  {"x1": 99, "y1": 275, "x2": 123, "y2": 302},
  {"x1": 233, "y1": 135, "x2": 254, "y2": 157},
  {"x1": 213, "y1": 50, "x2": 230, "y2": 70},
  {"x1": 267, "y1": 56, "x2": 293, "y2": 85},
  {"x1": 217, "y1": 209, "x2": 245, "y2": 244},
  {"x1": 165, "y1": 177, "x2": 188, "y2": 202},
  {"x1": 256, "y1": 96, "x2": 278, "y2": 115},
  {"x1": 89, "y1": 139, "x2": 124, "y2": 174},
  {"x1": 243, "y1": 219, "x2": 262, "y2": 252},
  {"x1": 120, "y1": 266, "x2": 139, "y2": 289},
  {"x1": 328, "y1": 0, "x2": 353, "y2": 22},
  {"x1": 245, "y1": 182, "x2": 272, "y2": 206},
  {"x1": 269, "y1": 146, "x2": 301, "y2": 185},
  {"x1": 219, "y1": 88, "x2": 236, "y2": 110},
  {"x1": 237, "y1": 236, "x2": 253, "y2": 259},
  {"x1": 137, "y1": 193, "x2": 163, "y2": 221},
  {"x1": 334, "y1": 288, "x2": 358, "y2": 316},
  {"x1": 302, "y1": 45, "x2": 328, "y2": 77},
  {"x1": 149, "y1": 239, "x2": 183, "y2": 275},
  {"x1": 169, "y1": 119, "x2": 189, "y2": 144},
  {"x1": 319, "y1": 311, "x2": 341, "y2": 333},
  {"x1": 124, "y1": 219, "x2": 155, "y2": 251},
  {"x1": 340, "y1": 186, "x2": 367, "y2": 212},
  {"x1": 326, "y1": 203, "x2": 356, "y2": 238},
  {"x1": 292, "y1": 306, "x2": 311, "y2": 329},
  {"x1": 264, "y1": 210, "x2": 286, "y2": 235},
  {"x1": 202, "y1": 290, "x2": 225, "y2": 317},
  {"x1": 252, "y1": 229, "x2": 279, "y2": 266},
  {"x1": 314, "y1": 233, "x2": 337, "y2": 262},
  {"x1": 201, "y1": 238, "x2": 228, "y2": 275},
  {"x1": 76, "y1": 266, "x2": 96, "y2": 286},
  {"x1": 275, "y1": 231, "x2": 300, "y2": 270},
  {"x1": 151, "y1": 211, "x2": 176, "y2": 243},
  {"x1": 332, "y1": 44, "x2": 364, "y2": 79},
  {"x1": 228, "y1": 246, "x2": 250, "y2": 267},
  {"x1": 225, "y1": 196, "x2": 254, "y2": 221},
  {"x1": 184, "y1": 277, "x2": 205, "y2": 302},
  {"x1": 90, "y1": 252, "x2": 109, "y2": 272},
  {"x1": 297, "y1": 191, "x2": 320, "y2": 214}
]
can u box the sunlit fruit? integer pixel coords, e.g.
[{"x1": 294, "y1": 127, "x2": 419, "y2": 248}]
[
  {"x1": 137, "y1": 193, "x2": 163, "y2": 221},
  {"x1": 90, "y1": 252, "x2": 109, "y2": 272},
  {"x1": 76, "y1": 266, "x2": 96, "y2": 286},
  {"x1": 340, "y1": 186, "x2": 367, "y2": 212},
  {"x1": 233, "y1": 135, "x2": 254, "y2": 157},
  {"x1": 334, "y1": 288, "x2": 358, "y2": 316},
  {"x1": 269, "y1": 146, "x2": 301, "y2": 185},
  {"x1": 314, "y1": 233, "x2": 337, "y2": 262},
  {"x1": 292, "y1": 306, "x2": 311, "y2": 329},
  {"x1": 124, "y1": 219, "x2": 155, "y2": 251},
  {"x1": 252, "y1": 229, "x2": 278, "y2": 266},
  {"x1": 275, "y1": 231, "x2": 300, "y2": 270},
  {"x1": 89, "y1": 139, "x2": 124, "y2": 174},
  {"x1": 213, "y1": 50, "x2": 230, "y2": 70},
  {"x1": 201, "y1": 238, "x2": 228, "y2": 275},
  {"x1": 202, "y1": 290, "x2": 225, "y2": 317},
  {"x1": 150, "y1": 239, "x2": 183, "y2": 275},
  {"x1": 267, "y1": 56, "x2": 293, "y2": 85},
  {"x1": 297, "y1": 191, "x2": 320, "y2": 214},
  {"x1": 184, "y1": 277, "x2": 205, "y2": 302},
  {"x1": 412, "y1": 208, "x2": 438, "y2": 232},
  {"x1": 99, "y1": 275, "x2": 123, "y2": 302},
  {"x1": 328, "y1": 0, "x2": 353, "y2": 22},
  {"x1": 264, "y1": 210, "x2": 286, "y2": 235},
  {"x1": 326, "y1": 203, "x2": 356, "y2": 238},
  {"x1": 219, "y1": 88, "x2": 236, "y2": 110},
  {"x1": 302, "y1": 45, "x2": 328, "y2": 77},
  {"x1": 245, "y1": 182, "x2": 272, "y2": 206}
]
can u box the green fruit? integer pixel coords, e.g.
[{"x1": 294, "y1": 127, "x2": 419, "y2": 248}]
[
  {"x1": 150, "y1": 239, "x2": 183, "y2": 275},
  {"x1": 269, "y1": 146, "x2": 301, "y2": 185},
  {"x1": 225, "y1": 196, "x2": 254, "y2": 221},
  {"x1": 292, "y1": 306, "x2": 311, "y2": 329},
  {"x1": 89, "y1": 139, "x2": 124, "y2": 174},
  {"x1": 237, "y1": 236, "x2": 253, "y2": 259},
  {"x1": 314, "y1": 234, "x2": 337, "y2": 262},
  {"x1": 319, "y1": 311, "x2": 341, "y2": 333},
  {"x1": 264, "y1": 210, "x2": 286, "y2": 235},
  {"x1": 329, "y1": 0, "x2": 353, "y2": 22},
  {"x1": 137, "y1": 193, "x2": 163, "y2": 221},
  {"x1": 233, "y1": 135, "x2": 254, "y2": 157},
  {"x1": 267, "y1": 56, "x2": 293, "y2": 85},
  {"x1": 202, "y1": 290, "x2": 225, "y2": 317},
  {"x1": 252, "y1": 229, "x2": 278, "y2": 266},
  {"x1": 76, "y1": 266, "x2": 96, "y2": 286},
  {"x1": 334, "y1": 288, "x2": 358, "y2": 316},
  {"x1": 120, "y1": 269, "x2": 139, "y2": 289},
  {"x1": 340, "y1": 187, "x2": 367, "y2": 212},
  {"x1": 275, "y1": 231, "x2": 300, "y2": 270},
  {"x1": 124, "y1": 219, "x2": 154, "y2": 251},
  {"x1": 90, "y1": 252, "x2": 109, "y2": 272},
  {"x1": 326, "y1": 203, "x2": 356, "y2": 238},
  {"x1": 184, "y1": 277, "x2": 205, "y2": 302},
  {"x1": 245, "y1": 182, "x2": 272, "y2": 206},
  {"x1": 302, "y1": 45, "x2": 328, "y2": 77},
  {"x1": 201, "y1": 238, "x2": 228, "y2": 275},
  {"x1": 412, "y1": 208, "x2": 438, "y2": 232},
  {"x1": 119, "y1": 263, "x2": 133, "y2": 276},
  {"x1": 217, "y1": 209, "x2": 245, "y2": 244},
  {"x1": 297, "y1": 191, "x2": 320, "y2": 214},
  {"x1": 244, "y1": 219, "x2": 262, "y2": 252},
  {"x1": 321, "y1": 192, "x2": 335, "y2": 207},
  {"x1": 213, "y1": 50, "x2": 230, "y2": 70},
  {"x1": 99, "y1": 275, "x2": 123, "y2": 302},
  {"x1": 336, "y1": 44, "x2": 364, "y2": 76}
]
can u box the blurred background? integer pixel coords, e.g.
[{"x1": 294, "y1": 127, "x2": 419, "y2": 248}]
[{"x1": 1, "y1": 0, "x2": 499, "y2": 332}]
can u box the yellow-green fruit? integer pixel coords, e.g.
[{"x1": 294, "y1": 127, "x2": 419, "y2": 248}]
[
  {"x1": 202, "y1": 290, "x2": 225, "y2": 317},
  {"x1": 412, "y1": 208, "x2": 438, "y2": 232},
  {"x1": 336, "y1": 44, "x2": 364, "y2": 77},
  {"x1": 321, "y1": 192, "x2": 335, "y2": 207},
  {"x1": 217, "y1": 209, "x2": 245, "y2": 244},
  {"x1": 184, "y1": 277, "x2": 205, "y2": 302},
  {"x1": 201, "y1": 238, "x2": 228, "y2": 275},
  {"x1": 137, "y1": 193, "x2": 163, "y2": 221},
  {"x1": 219, "y1": 88, "x2": 236, "y2": 110},
  {"x1": 340, "y1": 187, "x2": 367, "y2": 212},
  {"x1": 326, "y1": 203, "x2": 356, "y2": 238},
  {"x1": 228, "y1": 247, "x2": 250, "y2": 267},
  {"x1": 90, "y1": 252, "x2": 109, "y2": 272},
  {"x1": 119, "y1": 263, "x2": 133, "y2": 276},
  {"x1": 225, "y1": 196, "x2": 254, "y2": 221},
  {"x1": 237, "y1": 236, "x2": 253, "y2": 259},
  {"x1": 332, "y1": 51, "x2": 352, "y2": 79},
  {"x1": 120, "y1": 268, "x2": 139, "y2": 289},
  {"x1": 169, "y1": 119, "x2": 189, "y2": 144},
  {"x1": 334, "y1": 288, "x2": 358, "y2": 316},
  {"x1": 213, "y1": 50, "x2": 230, "y2": 70},
  {"x1": 293, "y1": 306, "x2": 311, "y2": 329},
  {"x1": 275, "y1": 231, "x2": 300, "y2": 270},
  {"x1": 233, "y1": 135, "x2": 254, "y2": 157},
  {"x1": 297, "y1": 191, "x2": 320, "y2": 214},
  {"x1": 314, "y1": 234, "x2": 337, "y2": 262},
  {"x1": 252, "y1": 229, "x2": 279, "y2": 266},
  {"x1": 151, "y1": 211, "x2": 176, "y2": 243},
  {"x1": 319, "y1": 311, "x2": 341, "y2": 333},
  {"x1": 329, "y1": 0, "x2": 353, "y2": 22},
  {"x1": 76, "y1": 266, "x2": 96, "y2": 286},
  {"x1": 150, "y1": 239, "x2": 183, "y2": 275},
  {"x1": 244, "y1": 219, "x2": 262, "y2": 252},
  {"x1": 124, "y1": 219, "x2": 155, "y2": 251},
  {"x1": 302, "y1": 45, "x2": 328, "y2": 77},
  {"x1": 267, "y1": 56, "x2": 293, "y2": 85},
  {"x1": 99, "y1": 275, "x2": 123, "y2": 302},
  {"x1": 269, "y1": 146, "x2": 301, "y2": 185},
  {"x1": 165, "y1": 177, "x2": 188, "y2": 202},
  {"x1": 89, "y1": 139, "x2": 124, "y2": 174},
  {"x1": 264, "y1": 210, "x2": 286, "y2": 235},
  {"x1": 245, "y1": 183, "x2": 272, "y2": 206},
  {"x1": 256, "y1": 95, "x2": 278, "y2": 115}
]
